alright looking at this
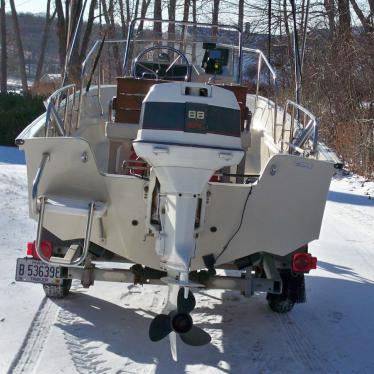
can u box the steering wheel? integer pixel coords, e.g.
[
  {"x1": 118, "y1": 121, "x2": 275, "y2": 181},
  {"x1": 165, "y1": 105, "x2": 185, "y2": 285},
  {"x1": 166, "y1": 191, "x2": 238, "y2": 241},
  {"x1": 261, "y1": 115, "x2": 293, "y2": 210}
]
[{"x1": 132, "y1": 45, "x2": 190, "y2": 81}]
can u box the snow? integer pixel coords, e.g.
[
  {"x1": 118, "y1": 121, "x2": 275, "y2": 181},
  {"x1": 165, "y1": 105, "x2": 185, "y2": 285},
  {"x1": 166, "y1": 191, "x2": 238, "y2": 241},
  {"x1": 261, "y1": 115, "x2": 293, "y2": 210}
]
[{"x1": 0, "y1": 145, "x2": 373, "y2": 373}]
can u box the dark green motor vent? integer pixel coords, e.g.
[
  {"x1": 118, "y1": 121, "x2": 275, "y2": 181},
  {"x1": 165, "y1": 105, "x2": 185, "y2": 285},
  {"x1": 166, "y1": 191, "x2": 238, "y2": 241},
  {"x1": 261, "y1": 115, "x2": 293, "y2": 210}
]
[{"x1": 141, "y1": 101, "x2": 241, "y2": 137}]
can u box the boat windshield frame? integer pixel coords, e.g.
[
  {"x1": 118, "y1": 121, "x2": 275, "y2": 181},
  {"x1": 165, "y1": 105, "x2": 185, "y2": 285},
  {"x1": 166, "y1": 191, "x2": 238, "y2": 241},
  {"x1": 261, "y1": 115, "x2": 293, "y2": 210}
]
[{"x1": 123, "y1": 18, "x2": 243, "y2": 84}]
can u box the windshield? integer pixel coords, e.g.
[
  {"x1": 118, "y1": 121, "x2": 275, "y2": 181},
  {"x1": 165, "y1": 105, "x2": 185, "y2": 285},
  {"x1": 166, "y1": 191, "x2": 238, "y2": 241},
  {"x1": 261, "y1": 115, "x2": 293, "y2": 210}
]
[{"x1": 123, "y1": 18, "x2": 242, "y2": 84}]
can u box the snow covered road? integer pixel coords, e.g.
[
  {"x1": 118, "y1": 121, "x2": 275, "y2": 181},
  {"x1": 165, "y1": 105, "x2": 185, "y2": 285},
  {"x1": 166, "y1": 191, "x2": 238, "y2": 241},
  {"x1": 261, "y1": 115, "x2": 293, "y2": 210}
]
[{"x1": 1, "y1": 146, "x2": 373, "y2": 374}]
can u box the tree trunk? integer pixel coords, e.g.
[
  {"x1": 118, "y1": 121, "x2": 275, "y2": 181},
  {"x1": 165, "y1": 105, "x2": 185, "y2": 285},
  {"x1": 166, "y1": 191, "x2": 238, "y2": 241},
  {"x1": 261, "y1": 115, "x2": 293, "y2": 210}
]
[
  {"x1": 101, "y1": 0, "x2": 122, "y2": 75},
  {"x1": 324, "y1": 0, "x2": 336, "y2": 39},
  {"x1": 153, "y1": 0, "x2": 162, "y2": 38},
  {"x1": 337, "y1": 0, "x2": 351, "y2": 40},
  {"x1": 118, "y1": 0, "x2": 127, "y2": 38},
  {"x1": 79, "y1": 0, "x2": 97, "y2": 58},
  {"x1": 180, "y1": 0, "x2": 190, "y2": 51},
  {"x1": 192, "y1": 0, "x2": 197, "y2": 63},
  {"x1": 34, "y1": 0, "x2": 56, "y2": 87},
  {"x1": 0, "y1": 0, "x2": 7, "y2": 93},
  {"x1": 212, "y1": 0, "x2": 220, "y2": 37},
  {"x1": 138, "y1": 0, "x2": 151, "y2": 32},
  {"x1": 350, "y1": 0, "x2": 372, "y2": 33},
  {"x1": 9, "y1": 0, "x2": 28, "y2": 94},
  {"x1": 168, "y1": 0, "x2": 176, "y2": 41},
  {"x1": 55, "y1": 0, "x2": 67, "y2": 70},
  {"x1": 238, "y1": 0, "x2": 244, "y2": 31},
  {"x1": 283, "y1": 0, "x2": 294, "y2": 83}
]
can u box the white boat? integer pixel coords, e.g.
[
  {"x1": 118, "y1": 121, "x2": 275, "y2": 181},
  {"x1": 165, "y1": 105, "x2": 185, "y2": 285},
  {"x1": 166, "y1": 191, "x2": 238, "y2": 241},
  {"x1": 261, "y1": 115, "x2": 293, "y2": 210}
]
[{"x1": 15, "y1": 18, "x2": 337, "y2": 358}]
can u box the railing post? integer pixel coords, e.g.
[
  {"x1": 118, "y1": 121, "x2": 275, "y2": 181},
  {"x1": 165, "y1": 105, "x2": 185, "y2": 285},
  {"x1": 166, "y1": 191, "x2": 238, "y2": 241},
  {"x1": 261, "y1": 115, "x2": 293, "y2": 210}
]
[
  {"x1": 98, "y1": 58, "x2": 103, "y2": 115},
  {"x1": 255, "y1": 54, "x2": 262, "y2": 110},
  {"x1": 273, "y1": 78, "x2": 278, "y2": 142},
  {"x1": 281, "y1": 102, "x2": 288, "y2": 152}
]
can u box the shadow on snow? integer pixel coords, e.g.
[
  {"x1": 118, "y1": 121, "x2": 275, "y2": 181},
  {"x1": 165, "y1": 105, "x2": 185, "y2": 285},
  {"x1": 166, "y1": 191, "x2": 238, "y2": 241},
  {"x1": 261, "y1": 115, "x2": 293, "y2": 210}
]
[{"x1": 52, "y1": 270, "x2": 374, "y2": 373}]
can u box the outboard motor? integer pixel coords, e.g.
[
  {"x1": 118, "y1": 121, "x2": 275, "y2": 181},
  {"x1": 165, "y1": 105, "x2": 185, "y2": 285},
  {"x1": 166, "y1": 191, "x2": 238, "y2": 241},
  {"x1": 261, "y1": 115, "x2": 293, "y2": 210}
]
[{"x1": 133, "y1": 82, "x2": 244, "y2": 281}]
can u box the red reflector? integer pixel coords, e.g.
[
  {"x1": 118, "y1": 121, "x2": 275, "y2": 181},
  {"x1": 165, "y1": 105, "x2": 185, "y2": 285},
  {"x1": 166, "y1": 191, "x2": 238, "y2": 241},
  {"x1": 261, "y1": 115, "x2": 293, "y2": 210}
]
[
  {"x1": 27, "y1": 242, "x2": 34, "y2": 256},
  {"x1": 26, "y1": 241, "x2": 52, "y2": 260},
  {"x1": 292, "y1": 253, "x2": 317, "y2": 273}
]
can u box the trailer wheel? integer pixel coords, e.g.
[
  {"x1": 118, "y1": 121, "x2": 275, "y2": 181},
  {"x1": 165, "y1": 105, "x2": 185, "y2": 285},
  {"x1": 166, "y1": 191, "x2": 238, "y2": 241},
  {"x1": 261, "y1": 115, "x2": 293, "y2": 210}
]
[
  {"x1": 43, "y1": 279, "x2": 72, "y2": 299},
  {"x1": 266, "y1": 271, "x2": 305, "y2": 313},
  {"x1": 267, "y1": 293, "x2": 295, "y2": 313}
]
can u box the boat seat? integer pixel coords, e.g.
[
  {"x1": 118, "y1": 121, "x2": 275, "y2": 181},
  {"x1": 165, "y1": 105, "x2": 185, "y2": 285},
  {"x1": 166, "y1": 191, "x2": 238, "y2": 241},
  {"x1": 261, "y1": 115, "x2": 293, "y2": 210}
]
[
  {"x1": 44, "y1": 197, "x2": 107, "y2": 218},
  {"x1": 114, "y1": 77, "x2": 166, "y2": 123},
  {"x1": 108, "y1": 78, "x2": 167, "y2": 174}
]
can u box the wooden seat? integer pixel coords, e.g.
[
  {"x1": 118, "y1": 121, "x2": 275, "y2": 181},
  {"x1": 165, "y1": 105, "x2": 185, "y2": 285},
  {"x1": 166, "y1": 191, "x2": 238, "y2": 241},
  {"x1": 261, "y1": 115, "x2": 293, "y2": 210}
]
[{"x1": 114, "y1": 77, "x2": 165, "y2": 123}]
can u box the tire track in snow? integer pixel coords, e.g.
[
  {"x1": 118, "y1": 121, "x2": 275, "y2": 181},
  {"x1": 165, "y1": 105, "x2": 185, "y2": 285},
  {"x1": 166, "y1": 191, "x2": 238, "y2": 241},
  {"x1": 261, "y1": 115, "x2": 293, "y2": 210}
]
[
  {"x1": 57, "y1": 308, "x2": 111, "y2": 374},
  {"x1": 275, "y1": 313, "x2": 337, "y2": 373},
  {"x1": 57, "y1": 284, "x2": 165, "y2": 374},
  {"x1": 55, "y1": 281, "x2": 111, "y2": 374},
  {"x1": 7, "y1": 297, "x2": 59, "y2": 374}
]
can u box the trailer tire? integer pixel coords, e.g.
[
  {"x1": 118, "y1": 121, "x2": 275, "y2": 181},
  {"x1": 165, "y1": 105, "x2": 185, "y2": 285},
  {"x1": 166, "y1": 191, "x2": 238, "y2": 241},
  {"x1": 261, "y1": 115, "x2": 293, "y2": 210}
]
[
  {"x1": 267, "y1": 293, "x2": 295, "y2": 313},
  {"x1": 43, "y1": 279, "x2": 72, "y2": 299}
]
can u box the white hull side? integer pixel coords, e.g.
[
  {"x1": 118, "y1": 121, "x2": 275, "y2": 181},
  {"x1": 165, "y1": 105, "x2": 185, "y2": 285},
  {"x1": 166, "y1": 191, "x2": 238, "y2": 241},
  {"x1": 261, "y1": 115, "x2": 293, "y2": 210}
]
[{"x1": 22, "y1": 136, "x2": 334, "y2": 270}]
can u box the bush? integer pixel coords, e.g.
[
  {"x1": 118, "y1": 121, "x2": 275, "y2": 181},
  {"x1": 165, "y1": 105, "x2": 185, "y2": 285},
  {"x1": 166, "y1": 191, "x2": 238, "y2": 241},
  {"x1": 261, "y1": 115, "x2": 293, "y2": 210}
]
[{"x1": 0, "y1": 93, "x2": 45, "y2": 146}]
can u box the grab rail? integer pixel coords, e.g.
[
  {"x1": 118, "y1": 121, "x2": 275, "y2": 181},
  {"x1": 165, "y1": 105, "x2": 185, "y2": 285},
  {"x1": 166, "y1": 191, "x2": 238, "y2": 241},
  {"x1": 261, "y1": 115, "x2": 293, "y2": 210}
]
[
  {"x1": 220, "y1": 45, "x2": 278, "y2": 141},
  {"x1": 35, "y1": 197, "x2": 96, "y2": 267},
  {"x1": 281, "y1": 100, "x2": 318, "y2": 154},
  {"x1": 77, "y1": 39, "x2": 128, "y2": 128},
  {"x1": 243, "y1": 48, "x2": 278, "y2": 142},
  {"x1": 31, "y1": 152, "x2": 50, "y2": 214},
  {"x1": 44, "y1": 84, "x2": 76, "y2": 136}
]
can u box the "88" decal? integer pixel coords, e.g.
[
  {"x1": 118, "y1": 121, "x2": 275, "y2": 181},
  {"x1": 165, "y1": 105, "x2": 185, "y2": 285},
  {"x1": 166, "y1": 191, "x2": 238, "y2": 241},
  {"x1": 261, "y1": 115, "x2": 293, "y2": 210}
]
[{"x1": 188, "y1": 110, "x2": 205, "y2": 120}]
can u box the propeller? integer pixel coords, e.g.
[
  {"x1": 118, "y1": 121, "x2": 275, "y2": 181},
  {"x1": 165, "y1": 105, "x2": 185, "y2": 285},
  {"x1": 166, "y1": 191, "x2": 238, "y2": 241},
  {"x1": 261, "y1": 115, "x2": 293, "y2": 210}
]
[{"x1": 149, "y1": 287, "x2": 211, "y2": 350}]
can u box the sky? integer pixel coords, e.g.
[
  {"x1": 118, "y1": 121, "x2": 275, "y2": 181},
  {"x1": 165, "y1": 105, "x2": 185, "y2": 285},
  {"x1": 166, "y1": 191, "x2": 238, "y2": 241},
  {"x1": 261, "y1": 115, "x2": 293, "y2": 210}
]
[{"x1": 10, "y1": 0, "x2": 47, "y2": 14}]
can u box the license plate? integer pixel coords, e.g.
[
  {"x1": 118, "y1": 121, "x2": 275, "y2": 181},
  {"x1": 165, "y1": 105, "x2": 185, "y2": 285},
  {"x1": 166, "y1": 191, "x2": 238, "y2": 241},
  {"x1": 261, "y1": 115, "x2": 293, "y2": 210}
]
[{"x1": 15, "y1": 257, "x2": 62, "y2": 284}]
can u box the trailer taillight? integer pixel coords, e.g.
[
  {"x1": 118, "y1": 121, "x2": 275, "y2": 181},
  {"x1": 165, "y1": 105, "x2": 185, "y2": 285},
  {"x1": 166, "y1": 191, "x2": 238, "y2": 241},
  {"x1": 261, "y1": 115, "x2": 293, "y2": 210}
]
[
  {"x1": 27, "y1": 242, "x2": 34, "y2": 256},
  {"x1": 292, "y1": 252, "x2": 317, "y2": 273},
  {"x1": 26, "y1": 241, "x2": 52, "y2": 260}
]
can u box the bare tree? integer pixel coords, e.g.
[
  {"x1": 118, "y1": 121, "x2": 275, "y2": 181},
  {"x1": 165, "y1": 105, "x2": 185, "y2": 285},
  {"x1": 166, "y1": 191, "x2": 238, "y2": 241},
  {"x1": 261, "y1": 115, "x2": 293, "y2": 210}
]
[
  {"x1": 238, "y1": 0, "x2": 244, "y2": 30},
  {"x1": 55, "y1": 0, "x2": 67, "y2": 70},
  {"x1": 33, "y1": 0, "x2": 57, "y2": 87},
  {"x1": 350, "y1": 0, "x2": 373, "y2": 33},
  {"x1": 337, "y1": 0, "x2": 351, "y2": 40},
  {"x1": 101, "y1": 0, "x2": 122, "y2": 76},
  {"x1": 9, "y1": 0, "x2": 28, "y2": 94},
  {"x1": 138, "y1": 0, "x2": 151, "y2": 32},
  {"x1": 180, "y1": 0, "x2": 190, "y2": 51},
  {"x1": 192, "y1": 0, "x2": 197, "y2": 62},
  {"x1": 0, "y1": 0, "x2": 7, "y2": 93},
  {"x1": 212, "y1": 0, "x2": 220, "y2": 36},
  {"x1": 153, "y1": 0, "x2": 162, "y2": 38},
  {"x1": 119, "y1": 0, "x2": 134, "y2": 38},
  {"x1": 168, "y1": 0, "x2": 176, "y2": 42},
  {"x1": 54, "y1": 0, "x2": 98, "y2": 82},
  {"x1": 324, "y1": 0, "x2": 336, "y2": 38}
]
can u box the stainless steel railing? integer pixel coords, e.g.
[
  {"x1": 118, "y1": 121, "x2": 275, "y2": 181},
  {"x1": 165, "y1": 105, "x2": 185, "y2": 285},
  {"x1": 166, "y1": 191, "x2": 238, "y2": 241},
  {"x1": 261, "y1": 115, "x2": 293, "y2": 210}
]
[
  {"x1": 44, "y1": 84, "x2": 77, "y2": 137},
  {"x1": 281, "y1": 100, "x2": 318, "y2": 154},
  {"x1": 43, "y1": 34, "x2": 317, "y2": 159},
  {"x1": 78, "y1": 38, "x2": 129, "y2": 127}
]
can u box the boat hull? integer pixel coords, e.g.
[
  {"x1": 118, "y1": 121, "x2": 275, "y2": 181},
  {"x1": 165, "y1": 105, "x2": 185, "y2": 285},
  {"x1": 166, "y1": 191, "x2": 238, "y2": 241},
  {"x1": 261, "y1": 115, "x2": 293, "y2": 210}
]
[{"x1": 22, "y1": 136, "x2": 334, "y2": 270}]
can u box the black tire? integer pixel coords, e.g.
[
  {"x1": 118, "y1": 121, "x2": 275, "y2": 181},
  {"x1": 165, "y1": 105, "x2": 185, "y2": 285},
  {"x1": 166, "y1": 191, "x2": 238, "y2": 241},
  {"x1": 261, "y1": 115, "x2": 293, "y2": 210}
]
[
  {"x1": 43, "y1": 279, "x2": 72, "y2": 299},
  {"x1": 267, "y1": 293, "x2": 295, "y2": 313},
  {"x1": 266, "y1": 271, "x2": 305, "y2": 313}
]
